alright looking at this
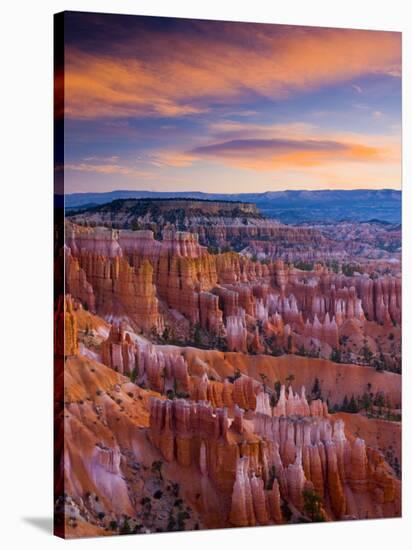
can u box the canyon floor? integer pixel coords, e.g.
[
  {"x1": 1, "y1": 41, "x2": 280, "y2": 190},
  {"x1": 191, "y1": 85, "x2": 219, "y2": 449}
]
[{"x1": 55, "y1": 198, "x2": 401, "y2": 537}]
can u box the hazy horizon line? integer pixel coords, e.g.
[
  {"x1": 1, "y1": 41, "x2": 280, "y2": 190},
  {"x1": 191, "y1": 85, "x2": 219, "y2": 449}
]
[{"x1": 64, "y1": 186, "x2": 401, "y2": 196}]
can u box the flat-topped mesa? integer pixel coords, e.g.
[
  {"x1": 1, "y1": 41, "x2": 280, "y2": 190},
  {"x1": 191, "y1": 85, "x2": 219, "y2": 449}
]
[
  {"x1": 186, "y1": 199, "x2": 259, "y2": 215},
  {"x1": 139, "y1": 198, "x2": 259, "y2": 216},
  {"x1": 70, "y1": 199, "x2": 287, "y2": 259}
]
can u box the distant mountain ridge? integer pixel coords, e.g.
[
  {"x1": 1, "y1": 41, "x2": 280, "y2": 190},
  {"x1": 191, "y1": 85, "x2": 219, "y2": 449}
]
[{"x1": 64, "y1": 189, "x2": 401, "y2": 224}]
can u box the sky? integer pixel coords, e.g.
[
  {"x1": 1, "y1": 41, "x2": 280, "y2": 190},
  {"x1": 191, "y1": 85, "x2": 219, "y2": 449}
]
[{"x1": 60, "y1": 12, "x2": 402, "y2": 195}]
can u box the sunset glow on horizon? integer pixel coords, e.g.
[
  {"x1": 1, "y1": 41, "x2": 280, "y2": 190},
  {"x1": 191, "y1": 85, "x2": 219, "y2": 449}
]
[{"x1": 62, "y1": 13, "x2": 402, "y2": 195}]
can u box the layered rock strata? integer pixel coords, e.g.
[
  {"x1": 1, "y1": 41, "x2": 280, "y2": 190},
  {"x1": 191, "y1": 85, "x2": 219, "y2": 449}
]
[{"x1": 148, "y1": 397, "x2": 400, "y2": 526}]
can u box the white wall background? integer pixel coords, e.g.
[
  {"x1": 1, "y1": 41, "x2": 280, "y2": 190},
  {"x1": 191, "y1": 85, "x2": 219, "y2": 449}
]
[{"x1": 0, "y1": 0, "x2": 410, "y2": 547}]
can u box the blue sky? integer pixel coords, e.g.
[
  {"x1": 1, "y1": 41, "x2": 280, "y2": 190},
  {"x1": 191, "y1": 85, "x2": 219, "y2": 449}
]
[{"x1": 61, "y1": 13, "x2": 401, "y2": 194}]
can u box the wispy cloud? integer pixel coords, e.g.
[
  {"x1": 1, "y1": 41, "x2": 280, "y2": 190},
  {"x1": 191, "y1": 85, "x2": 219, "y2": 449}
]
[
  {"x1": 207, "y1": 120, "x2": 317, "y2": 140},
  {"x1": 64, "y1": 162, "x2": 153, "y2": 178},
  {"x1": 352, "y1": 84, "x2": 363, "y2": 94},
  {"x1": 82, "y1": 155, "x2": 120, "y2": 162},
  {"x1": 188, "y1": 137, "x2": 385, "y2": 170},
  {"x1": 61, "y1": 15, "x2": 401, "y2": 194},
  {"x1": 65, "y1": 27, "x2": 401, "y2": 119},
  {"x1": 148, "y1": 151, "x2": 198, "y2": 168}
]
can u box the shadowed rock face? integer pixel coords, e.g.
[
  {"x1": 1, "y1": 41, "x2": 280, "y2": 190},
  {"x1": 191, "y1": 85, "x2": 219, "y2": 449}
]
[{"x1": 58, "y1": 201, "x2": 401, "y2": 537}]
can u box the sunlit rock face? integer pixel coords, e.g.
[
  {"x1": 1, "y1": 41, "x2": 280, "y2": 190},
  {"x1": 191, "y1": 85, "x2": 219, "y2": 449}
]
[
  {"x1": 146, "y1": 391, "x2": 400, "y2": 527},
  {"x1": 59, "y1": 312, "x2": 401, "y2": 535},
  {"x1": 59, "y1": 201, "x2": 401, "y2": 536},
  {"x1": 55, "y1": 294, "x2": 78, "y2": 356},
  {"x1": 65, "y1": 226, "x2": 163, "y2": 334},
  {"x1": 64, "y1": 221, "x2": 400, "y2": 372}
]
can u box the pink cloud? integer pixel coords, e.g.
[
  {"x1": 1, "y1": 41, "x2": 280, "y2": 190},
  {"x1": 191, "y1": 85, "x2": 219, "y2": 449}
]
[{"x1": 64, "y1": 27, "x2": 401, "y2": 119}]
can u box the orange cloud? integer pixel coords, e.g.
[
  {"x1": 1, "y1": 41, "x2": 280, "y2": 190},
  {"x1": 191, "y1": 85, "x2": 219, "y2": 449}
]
[
  {"x1": 149, "y1": 151, "x2": 199, "y2": 168},
  {"x1": 65, "y1": 26, "x2": 401, "y2": 119},
  {"x1": 208, "y1": 120, "x2": 318, "y2": 141},
  {"x1": 188, "y1": 137, "x2": 386, "y2": 170},
  {"x1": 64, "y1": 162, "x2": 153, "y2": 178}
]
